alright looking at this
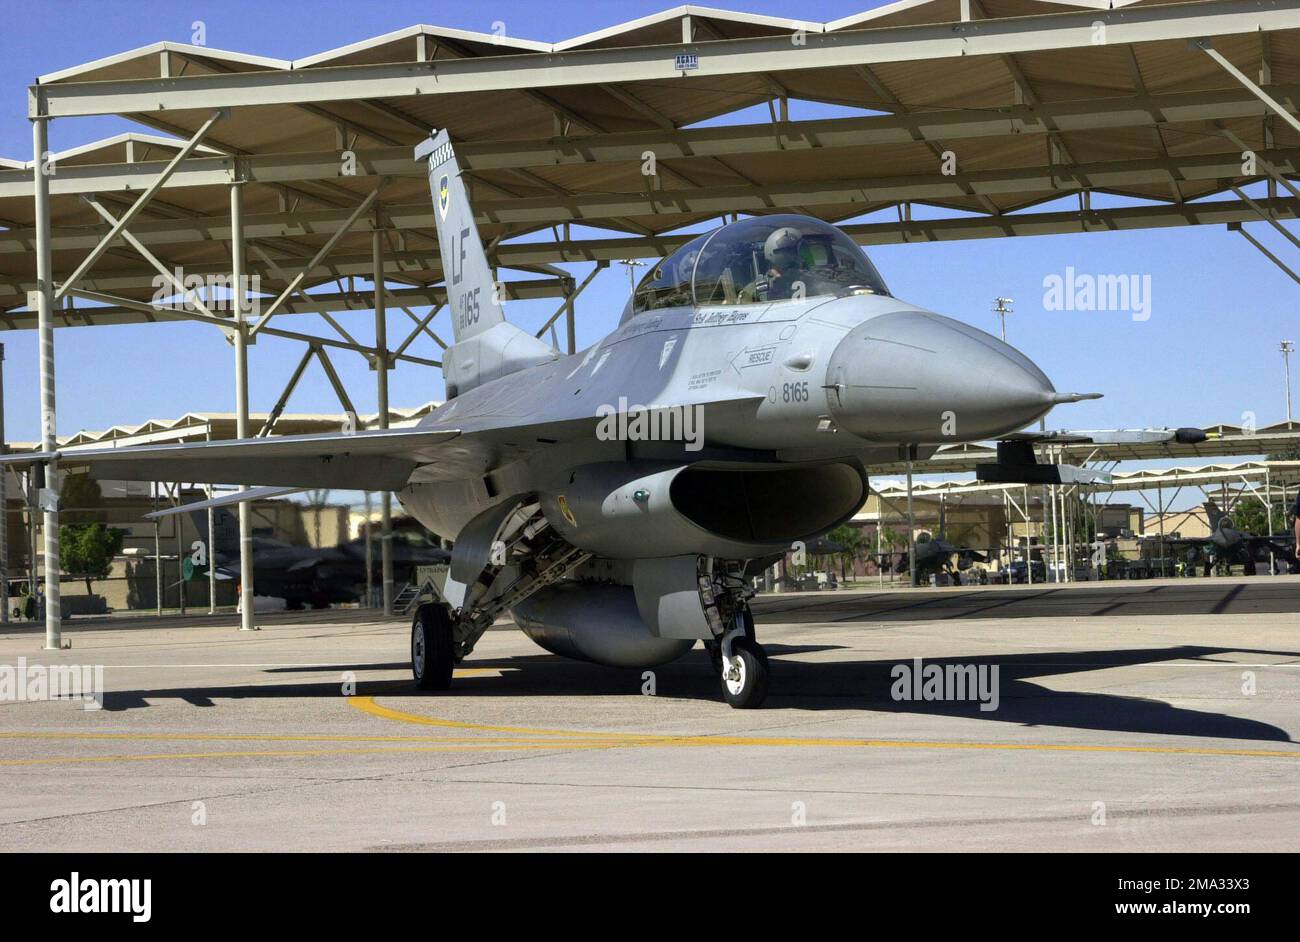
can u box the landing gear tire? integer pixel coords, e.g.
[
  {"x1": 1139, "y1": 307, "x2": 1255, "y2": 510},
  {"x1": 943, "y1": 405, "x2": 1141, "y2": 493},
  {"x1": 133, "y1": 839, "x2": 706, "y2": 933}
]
[
  {"x1": 720, "y1": 636, "x2": 769, "y2": 709},
  {"x1": 412, "y1": 603, "x2": 455, "y2": 691}
]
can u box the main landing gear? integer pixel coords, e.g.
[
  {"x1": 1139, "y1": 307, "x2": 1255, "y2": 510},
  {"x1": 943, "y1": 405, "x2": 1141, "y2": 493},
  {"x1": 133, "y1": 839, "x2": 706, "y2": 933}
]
[
  {"x1": 411, "y1": 602, "x2": 455, "y2": 690},
  {"x1": 410, "y1": 501, "x2": 594, "y2": 694},
  {"x1": 706, "y1": 604, "x2": 769, "y2": 709}
]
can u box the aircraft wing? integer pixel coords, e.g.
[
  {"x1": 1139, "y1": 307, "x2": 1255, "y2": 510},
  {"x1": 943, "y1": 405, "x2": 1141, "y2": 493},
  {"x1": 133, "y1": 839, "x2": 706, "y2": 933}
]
[
  {"x1": 976, "y1": 427, "x2": 1209, "y2": 485},
  {"x1": 1248, "y1": 535, "x2": 1298, "y2": 563},
  {"x1": 0, "y1": 427, "x2": 461, "y2": 490},
  {"x1": 0, "y1": 386, "x2": 767, "y2": 493}
]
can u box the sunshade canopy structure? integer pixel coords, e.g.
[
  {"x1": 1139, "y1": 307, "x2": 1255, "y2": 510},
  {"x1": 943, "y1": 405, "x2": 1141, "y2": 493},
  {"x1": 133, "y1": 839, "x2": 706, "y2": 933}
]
[{"x1": 7, "y1": 0, "x2": 1300, "y2": 641}]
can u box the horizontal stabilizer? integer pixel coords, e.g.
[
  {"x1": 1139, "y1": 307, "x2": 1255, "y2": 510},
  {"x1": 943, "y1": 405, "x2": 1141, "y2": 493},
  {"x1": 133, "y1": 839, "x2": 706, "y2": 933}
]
[
  {"x1": 1056, "y1": 465, "x2": 1113, "y2": 485},
  {"x1": 976, "y1": 439, "x2": 1111, "y2": 485},
  {"x1": 976, "y1": 462, "x2": 1111, "y2": 485},
  {"x1": 145, "y1": 486, "x2": 304, "y2": 520}
]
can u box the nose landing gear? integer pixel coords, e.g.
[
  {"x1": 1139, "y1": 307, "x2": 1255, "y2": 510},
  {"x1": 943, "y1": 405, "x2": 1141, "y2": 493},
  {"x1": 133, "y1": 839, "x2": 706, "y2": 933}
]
[
  {"x1": 708, "y1": 605, "x2": 769, "y2": 709},
  {"x1": 720, "y1": 636, "x2": 769, "y2": 708}
]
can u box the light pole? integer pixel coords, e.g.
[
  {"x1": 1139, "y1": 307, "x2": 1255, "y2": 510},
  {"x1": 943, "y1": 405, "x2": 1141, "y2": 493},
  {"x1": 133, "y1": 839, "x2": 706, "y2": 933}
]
[
  {"x1": 993, "y1": 297, "x2": 1014, "y2": 342},
  {"x1": 617, "y1": 259, "x2": 646, "y2": 293},
  {"x1": 1282, "y1": 340, "x2": 1295, "y2": 423}
]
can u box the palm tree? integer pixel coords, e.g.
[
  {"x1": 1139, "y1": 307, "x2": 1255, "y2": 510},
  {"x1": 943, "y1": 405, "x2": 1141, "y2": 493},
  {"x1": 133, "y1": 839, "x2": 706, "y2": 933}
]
[{"x1": 828, "y1": 524, "x2": 865, "y2": 583}]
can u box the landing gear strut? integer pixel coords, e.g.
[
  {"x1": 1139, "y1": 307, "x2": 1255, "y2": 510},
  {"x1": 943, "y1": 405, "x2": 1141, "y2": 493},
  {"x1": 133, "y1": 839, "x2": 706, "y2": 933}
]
[{"x1": 409, "y1": 500, "x2": 593, "y2": 694}]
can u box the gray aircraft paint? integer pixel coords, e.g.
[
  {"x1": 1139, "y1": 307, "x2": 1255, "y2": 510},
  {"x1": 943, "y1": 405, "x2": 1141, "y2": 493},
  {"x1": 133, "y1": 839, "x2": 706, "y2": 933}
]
[{"x1": 2, "y1": 133, "x2": 1118, "y2": 678}]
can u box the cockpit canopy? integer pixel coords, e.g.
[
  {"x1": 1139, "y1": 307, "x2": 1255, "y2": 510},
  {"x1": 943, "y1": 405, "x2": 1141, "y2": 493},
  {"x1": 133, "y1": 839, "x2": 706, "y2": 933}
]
[{"x1": 629, "y1": 214, "x2": 889, "y2": 318}]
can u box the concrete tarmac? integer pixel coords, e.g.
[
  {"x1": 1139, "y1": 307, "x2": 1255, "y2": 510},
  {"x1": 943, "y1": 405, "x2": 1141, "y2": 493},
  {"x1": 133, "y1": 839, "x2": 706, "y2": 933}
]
[{"x1": 0, "y1": 576, "x2": 1297, "y2": 851}]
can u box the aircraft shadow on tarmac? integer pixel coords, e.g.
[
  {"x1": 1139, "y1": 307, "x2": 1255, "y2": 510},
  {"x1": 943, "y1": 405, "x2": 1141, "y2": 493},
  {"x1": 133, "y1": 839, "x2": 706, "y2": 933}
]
[
  {"x1": 751, "y1": 580, "x2": 1300, "y2": 622},
  {"x1": 97, "y1": 642, "x2": 1297, "y2": 745}
]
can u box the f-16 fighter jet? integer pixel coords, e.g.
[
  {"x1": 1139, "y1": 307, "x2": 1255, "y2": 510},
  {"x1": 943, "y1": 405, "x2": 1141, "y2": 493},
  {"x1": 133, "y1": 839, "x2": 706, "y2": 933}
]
[{"x1": 5, "y1": 130, "x2": 1205, "y2": 708}]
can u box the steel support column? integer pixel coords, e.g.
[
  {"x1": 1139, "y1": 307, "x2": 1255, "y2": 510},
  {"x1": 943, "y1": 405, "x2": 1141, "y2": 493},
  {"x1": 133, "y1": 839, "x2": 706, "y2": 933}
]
[
  {"x1": 25, "y1": 473, "x2": 35, "y2": 600},
  {"x1": 232, "y1": 182, "x2": 256, "y2": 631},
  {"x1": 364, "y1": 491, "x2": 374, "y2": 609},
  {"x1": 564, "y1": 284, "x2": 576, "y2": 355},
  {"x1": 1025, "y1": 486, "x2": 1035, "y2": 585},
  {"x1": 173, "y1": 483, "x2": 186, "y2": 615},
  {"x1": 1042, "y1": 439, "x2": 1056, "y2": 582},
  {"x1": 374, "y1": 229, "x2": 394, "y2": 616},
  {"x1": 905, "y1": 457, "x2": 915, "y2": 588},
  {"x1": 206, "y1": 434, "x2": 215, "y2": 614},
  {"x1": 152, "y1": 482, "x2": 161, "y2": 616},
  {"x1": 32, "y1": 116, "x2": 59, "y2": 649}
]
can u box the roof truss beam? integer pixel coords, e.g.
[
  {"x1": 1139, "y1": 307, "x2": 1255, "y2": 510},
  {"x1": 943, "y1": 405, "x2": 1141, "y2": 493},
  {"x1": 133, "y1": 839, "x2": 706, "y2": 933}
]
[
  {"x1": 30, "y1": 1, "x2": 1300, "y2": 117},
  {"x1": 424, "y1": 149, "x2": 1300, "y2": 224},
  {"x1": 4, "y1": 197, "x2": 1297, "y2": 306},
  {"x1": 10, "y1": 148, "x2": 1294, "y2": 257},
  {"x1": 44, "y1": 286, "x2": 440, "y2": 367},
  {"x1": 488, "y1": 196, "x2": 1300, "y2": 263},
  {"x1": 0, "y1": 270, "x2": 567, "y2": 309},
  {"x1": 7, "y1": 85, "x2": 1295, "y2": 200}
]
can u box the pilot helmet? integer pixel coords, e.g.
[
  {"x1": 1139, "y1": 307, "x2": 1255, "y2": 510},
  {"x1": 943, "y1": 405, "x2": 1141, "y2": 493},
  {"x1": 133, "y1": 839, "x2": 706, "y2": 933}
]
[{"x1": 764, "y1": 226, "x2": 802, "y2": 268}]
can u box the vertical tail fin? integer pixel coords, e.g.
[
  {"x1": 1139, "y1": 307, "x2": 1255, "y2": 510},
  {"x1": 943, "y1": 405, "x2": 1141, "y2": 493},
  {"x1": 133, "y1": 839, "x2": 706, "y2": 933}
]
[
  {"x1": 415, "y1": 130, "x2": 559, "y2": 397},
  {"x1": 188, "y1": 507, "x2": 238, "y2": 559},
  {"x1": 1203, "y1": 500, "x2": 1226, "y2": 531},
  {"x1": 417, "y1": 129, "x2": 503, "y2": 343}
]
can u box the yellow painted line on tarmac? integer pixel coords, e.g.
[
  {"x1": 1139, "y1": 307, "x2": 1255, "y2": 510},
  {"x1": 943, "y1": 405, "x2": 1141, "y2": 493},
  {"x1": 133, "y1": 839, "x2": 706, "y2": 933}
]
[
  {"x1": 5, "y1": 697, "x2": 1297, "y2": 768},
  {"x1": 347, "y1": 696, "x2": 1300, "y2": 760},
  {"x1": 349, "y1": 695, "x2": 690, "y2": 740}
]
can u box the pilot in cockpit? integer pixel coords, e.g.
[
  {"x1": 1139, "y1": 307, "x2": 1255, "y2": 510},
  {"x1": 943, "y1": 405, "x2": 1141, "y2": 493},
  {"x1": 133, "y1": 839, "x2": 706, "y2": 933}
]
[{"x1": 761, "y1": 226, "x2": 807, "y2": 300}]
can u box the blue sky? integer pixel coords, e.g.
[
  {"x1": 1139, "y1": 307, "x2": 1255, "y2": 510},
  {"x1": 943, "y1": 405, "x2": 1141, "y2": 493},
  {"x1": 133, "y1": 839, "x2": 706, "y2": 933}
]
[{"x1": 0, "y1": 0, "x2": 1294, "y2": 509}]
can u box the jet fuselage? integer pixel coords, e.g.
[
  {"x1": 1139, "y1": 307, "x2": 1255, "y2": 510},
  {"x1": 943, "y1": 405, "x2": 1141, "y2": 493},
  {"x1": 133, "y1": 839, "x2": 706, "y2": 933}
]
[{"x1": 398, "y1": 290, "x2": 1059, "y2": 546}]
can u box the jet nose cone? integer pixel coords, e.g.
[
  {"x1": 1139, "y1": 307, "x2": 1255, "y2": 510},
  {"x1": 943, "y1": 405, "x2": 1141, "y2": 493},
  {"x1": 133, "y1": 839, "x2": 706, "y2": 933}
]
[{"x1": 826, "y1": 309, "x2": 1055, "y2": 442}]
